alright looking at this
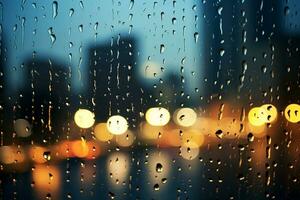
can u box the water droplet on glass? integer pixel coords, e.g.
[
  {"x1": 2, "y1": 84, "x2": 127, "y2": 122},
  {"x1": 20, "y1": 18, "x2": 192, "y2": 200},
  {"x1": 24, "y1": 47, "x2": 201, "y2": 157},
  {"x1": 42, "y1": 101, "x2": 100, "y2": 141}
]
[
  {"x1": 172, "y1": 17, "x2": 176, "y2": 25},
  {"x1": 160, "y1": 44, "x2": 165, "y2": 54},
  {"x1": 215, "y1": 129, "x2": 223, "y2": 139},
  {"x1": 219, "y1": 48, "x2": 225, "y2": 56},
  {"x1": 129, "y1": 0, "x2": 134, "y2": 10},
  {"x1": 154, "y1": 183, "x2": 160, "y2": 191},
  {"x1": 194, "y1": 32, "x2": 199, "y2": 43},
  {"x1": 43, "y1": 151, "x2": 51, "y2": 161},
  {"x1": 69, "y1": 8, "x2": 74, "y2": 17},
  {"x1": 217, "y1": 6, "x2": 223, "y2": 15},
  {"x1": 284, "y1": 6, "x2": 290, "y2": 16},
  {"x1": 78, "y1": 24, "x2": 83, "y2": 32},
  {"x1": 52, "y1": 1, "x2": 58, "y2": 19},
  {"x1": 156, "y1": 163, "x2": 163, "y2": 173},
  {"x1": 50, "y1": 34, "x2": 56, "y2": 45},
  {"x1": 79, "y1": 1, "x2": 84, "y2": 9}
]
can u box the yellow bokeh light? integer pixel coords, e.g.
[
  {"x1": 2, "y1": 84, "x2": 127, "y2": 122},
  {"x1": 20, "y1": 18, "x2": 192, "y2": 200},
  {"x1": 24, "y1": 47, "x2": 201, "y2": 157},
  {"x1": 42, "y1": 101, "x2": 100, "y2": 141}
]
[
  {"x1": 192, "y1": 117, "x2": 217, "y2": 136},
  {"x1": 284, "y1": 104, "x2": 300, "y2": 123},
  {"x1": 0, "y1": 146, "x2": 15, "y2": 164},
  {"x1": 32, "y1": 164, "x2": 60, "y2": 199},
  {"x1": 246, "y1": 121, "x2": 266, "y2": 138},
  {"x1": 139, "y1": 122, "x2": 165, "y2": 140},
  {"x1": 85, "y1": 141, "x2": 101, "y2": 159},
  {"x1": 180, "y1": 130, "x2": 204, "y2": 147},
  {"x1": 107, "y1": 115, "x2": 128, "y2": 135},
  {"x1": 55, "y1": 141, "x2": 73, "y2": 158},
  {"x1": 147, "y1": 152, "x2": 170, "y2": 184},
  {"x1": 160, "y1": 127, "x2": 181, "y2": 147},
  {"x1": 94, "y1": 123, "x2": 114, "y2": 142},
  {"x1": 107, "y1": 152, "x2": 130, "y2": 186},
  {"x1": 215, "y1": 117, "x2": 241, "y2": 138},
  {"x1": 145, "y1": 107, "x2": 170, "y2": 126},
  {"x1": 115, "y1": 130, "x2": 136, "y2": 147},
  {"x1": 248, "y1": 107, "x2": 265, "y2": 126},
  {"x1": 261, "y1": 104, "x2": 278, "y2": 123},
  {"x1": 173, "y1": 108, "x2": 197, "y2": 127},
  {"x1": 74, "y1": 109, "x2": 95, "y2": 129},
  {"x1": 71, "y1": 139, "x2": 89, "y2": 158},
  {"x1": 180, "y1": 141, "x2": 199, "y2": 160},
  {"x1": 0, "y1": 146, "x2": 25, "y2": 164},
  {"x1": 29, "y1": 146, "x2": 49, "y2": 164}
]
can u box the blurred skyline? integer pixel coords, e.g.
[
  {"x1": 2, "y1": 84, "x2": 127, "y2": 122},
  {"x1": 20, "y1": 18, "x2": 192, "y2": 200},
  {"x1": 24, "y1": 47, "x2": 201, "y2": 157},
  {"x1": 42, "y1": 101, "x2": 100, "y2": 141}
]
[{"x1": 1, "y1": 1, "x2": 300, "y2": 199}]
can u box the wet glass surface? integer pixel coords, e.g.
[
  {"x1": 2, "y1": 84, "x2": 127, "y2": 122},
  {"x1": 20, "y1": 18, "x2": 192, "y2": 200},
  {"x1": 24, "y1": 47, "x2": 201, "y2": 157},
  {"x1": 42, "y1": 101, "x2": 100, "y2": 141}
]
[{"x1": 1, "y1": 0, "x2": 300, "y2": 199}]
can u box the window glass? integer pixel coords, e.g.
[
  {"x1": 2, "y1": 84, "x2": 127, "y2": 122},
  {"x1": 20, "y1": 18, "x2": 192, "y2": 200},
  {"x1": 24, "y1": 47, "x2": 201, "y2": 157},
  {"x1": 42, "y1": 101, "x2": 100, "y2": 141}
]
[{"x1": 1, "y1": 0, "x2": 300, "y2": 199}]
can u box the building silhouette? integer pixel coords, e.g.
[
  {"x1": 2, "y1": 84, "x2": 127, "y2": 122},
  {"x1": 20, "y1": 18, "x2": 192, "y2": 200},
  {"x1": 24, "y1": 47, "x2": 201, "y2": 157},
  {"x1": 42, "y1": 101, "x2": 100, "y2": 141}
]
[
  {"x1": 87, "y1": 35, "x2": 151, "y2": 128},
  {"x1": 17, "y1": 57, "x2": 69, "y2": 144}
]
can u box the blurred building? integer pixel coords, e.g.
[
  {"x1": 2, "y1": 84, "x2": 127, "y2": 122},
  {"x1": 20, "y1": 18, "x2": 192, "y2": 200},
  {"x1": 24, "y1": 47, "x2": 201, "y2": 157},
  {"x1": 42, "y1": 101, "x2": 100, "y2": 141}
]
[
  {"x1": 17, "y1": 57, "x2": 69, "y2": 144},
  {"x1": 87, "y1": 35, "x2": 151, "y2": 128}
]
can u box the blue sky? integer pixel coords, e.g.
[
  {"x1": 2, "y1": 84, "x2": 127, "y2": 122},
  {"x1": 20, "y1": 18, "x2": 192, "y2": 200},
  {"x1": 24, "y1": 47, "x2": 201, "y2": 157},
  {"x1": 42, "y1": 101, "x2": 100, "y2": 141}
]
[{"x1": 1, "y1": 0, "x2": 204, "y2": 98}]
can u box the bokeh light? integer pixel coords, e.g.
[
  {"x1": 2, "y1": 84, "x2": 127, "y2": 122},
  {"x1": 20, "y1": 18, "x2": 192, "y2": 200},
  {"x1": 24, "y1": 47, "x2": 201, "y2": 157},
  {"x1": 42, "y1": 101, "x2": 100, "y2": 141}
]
[
  {"x1": 115, "y1": 130, "x2": 136, "y2": 147},
  {"x1": 147, "y1": 152, "x2": 170, "y2": 185},
  {"x1": 94, "y1": 123, "x2": 114, "y2": 142},
  {"x1": 29, "y1": 146, "x2": 50, "y2": 164},
  {"x1": 32, "y1": 164, "x2": 60, "y2": 199},
  {"x1": 145, "y1": 107, "x2": 170, "y2": 126},
  {"x1": 261, "y1": 104, "x2": 278, "y2": 123},
  {"x1": 0, "y1": 146, "x2": 25, "y2": 164},
  {"x1": 248, "y1": 107, "x2": 265, "y2": 126},
  {"x1": 71, "y1": 139, "x2": 89, "y2": 158},
  {"x1": 74, "y1": 109, "x2": 95, "y2": 129},
  {"x1": 173, "y1": 108, "x2": 197, "y2": 127},
  {"x1": 180, "y1": 129, "x2": 204, "y2": 147},
  {"x1": 284, "y1": 104, "x2": 300, "y2": 123},
  {"x1": 139, "y1": 122, "x2": 165, "y2": 140},
  {"x1": 107, "y1": 152, "x2": 130, "y2": 187},
  {"x1": 106, "y1": 115, "x2": 128, "y2": 135},
  {"x1": 180, "y1": 142, "x2": 199, "y2": 160}
]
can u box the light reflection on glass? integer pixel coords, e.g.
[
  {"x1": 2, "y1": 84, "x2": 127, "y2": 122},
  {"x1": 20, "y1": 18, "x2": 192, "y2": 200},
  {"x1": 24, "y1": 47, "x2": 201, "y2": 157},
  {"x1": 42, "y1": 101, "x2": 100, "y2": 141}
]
[
  {"x1": 107, "y1": 152, "x2": 130, "y2": 188},
  {"x1": 32, "y1": 164, "x2": 61, "y2": 199},
  {"x1": 147, "y1": 151, "x2": 170, "y2": 190}
]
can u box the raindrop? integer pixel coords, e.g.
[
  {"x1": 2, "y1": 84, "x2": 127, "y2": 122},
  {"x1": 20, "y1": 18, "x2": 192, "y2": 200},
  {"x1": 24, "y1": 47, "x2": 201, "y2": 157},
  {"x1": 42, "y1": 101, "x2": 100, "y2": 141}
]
[
  {"x1": 215, "y1": 129, "x2": 223, "y2": 139},
  {"x1": 108, "y1": 191, "x2": 115, "y2": 199},
  {"x1": 154, "y1": 183, "x2": 160, "y2": 191},
  {"x1": 156, "y1": 163, "x2": 163, "y2": 173},
  {"x1": 160, "y1": 44, "x2": 165, "y2": 54},
  {"x1": 247, "y1": 133, "x2": 254, "y2": 142},
  {"x1": 50, "y1": 34, "x2": 56, "y2": 45},
  {"x1": 261, "y1": 65, "x2": 267, "y2": 73},
  {"x1": 284, "y1": 6, "x2": 290, "y2": 16},
  {"x1": 78, "y1": 24, "x2": 83, "y2": 32},
  {"x1": 237, "y1": 174, "x2": 245, "y2": 181},
  {"x1": 94, "y1": 22, "x2": 99, "y2": 30},
  {"x1": 43, "y1": 151, "x2": 51, "y2": 161},
  {"x1": 172, "y1": 17, "x2": 176, "y2": 25},
  {"x1": 79, "y1": 1, "x2": 84, "y2": 9},
  {"x1": 219, "y1": 48, "x2": 225, "y2": 56},
  {"x1": 217, "y1": 6, "x2": 223, "y2": 15},
  {"x1": 129, "y1": 0, "x2": 134, "y2": 10},
  {"x1": 46, "y1": 193, "x2": 52, "y2": 200},
  {"x1": 194, "y1": 32, "x2": 199, "y2": 43},
  {"x1": 69, "y1": 8, "x2": 74, "y2": 17},
  {"x1": 52, "y1": 1, "x2": 58, "y2": 19},
  {"x1": 49, "y1": 173, "x2": 53, "y2": 180}
]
